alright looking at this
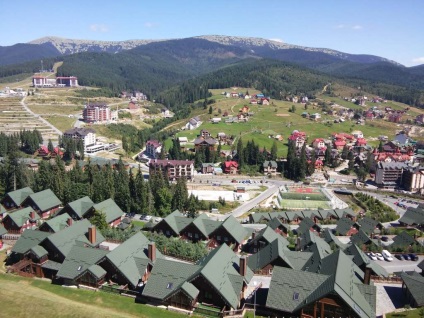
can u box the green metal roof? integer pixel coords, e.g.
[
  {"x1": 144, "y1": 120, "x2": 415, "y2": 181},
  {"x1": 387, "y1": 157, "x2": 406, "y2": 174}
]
[
  {"x1": 218, "y1": 215, "x2": 248, "y2": 244},
  {"x1": 44, "y1": 219, "x2": 105, "y2": 259},
  {"x1": 398, "y1": 207, "x2": 424, "y2": 225},
  {"x1": 401, "y1": 272, "x2": 424, "y2": 306},
  {"x1": 92, "y1": 198, "x2": 124, "y2": 224},
  {"x1": 0, "y1": 225, "x2": 7, "y2": 237},
  {"x1": 66, "y1": 196, "x2": 94, "y2": 219},
  {"x1": 263, "y1": 160, "x2": 277, "y2": 168},
  {"x1": 26, "y1": 189, "x2": 62, "y2": 211},
  {"x1": 106, "y1": 232, "x2": 162, "y2": 288},
  {"x1": 350, "y1": 229, "x2": 372, "y2": 246},
  {"x1": 189, "y1": 213, "x2": 220, "y2": 238},
  {"x1": 197, "y1": 243, "x2": 253, "y2": 309},
  {"x1": 0, "y1": 204, "x2": 7, "y2": 214},
  {"x1": 40, "y1": 213, "x2": 72, "y2": 233},
  {"x1": 7, "y1": 207, "x2": 39, "y2": 227},
  {"x1": 335, "y1": 217, "x2": 356, "y2": 235},
  {"x1": 180, "y1": 281, "x2": 199, "y2": 300},
  {"x1": 297, "y1": 217, "x2": 321, "y2": 236},
  {"x1": 321, "y1": 228, "x2": 347, "y2": 250},
  {"x1": 357, "y1": 217, "x2": 381, "y2": 235},
  {"x1": 30, "y1": 245, "x2": 48, "y2": 258},
  {"x1": 88, "y1": 264, "x2": 107, "y2": 280},
  {"x1": 4, "y1": 187, "x2": 34, "y2": 206},
  {"x1": 12, "y1": 230, "x2": 51, "y2": 255},
  {"x1": 154, "y1": 210, "x2": 192, "y2": 235},
  {"x1": 392, "y1": 231, "x2": 416, "y2": 248},
  {"x1": 142, "y1": 258, "x2": 201, "y2": 300},
  {"x1": 266, "y1": 266, "x2": 330, "y2": 313},
  {"x1": 56, "y1": 245, "x2": 108, "y2": 280},
  {"x1": 344, "y1": 244, "x2": 388, "y2": 277},
  {"x1": 268, "y1": 217, "x2": 290, "y2": 232},
  {"x1": 318, "y1": 209, "x2": 338, "y2": 219},
  {"x1": 333, "y1": 207, "x2": 355, "y2": 219},
  {"x1": 249, "y1": 226, "x2": 290, "y2": 249},
  {"x1": 41, "y1": 260, "x2": 62, "y2": 271}
]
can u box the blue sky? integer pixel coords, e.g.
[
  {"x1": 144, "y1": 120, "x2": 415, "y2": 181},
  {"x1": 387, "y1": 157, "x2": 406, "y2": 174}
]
[{"x1": 1, "y1": 0, "x2": 423, "y2": 66}]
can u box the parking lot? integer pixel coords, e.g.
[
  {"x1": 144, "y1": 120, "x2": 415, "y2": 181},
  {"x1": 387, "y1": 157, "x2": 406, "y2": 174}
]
[{"x1": 370, "y1": 254, "x2": 422, "y2": 274}]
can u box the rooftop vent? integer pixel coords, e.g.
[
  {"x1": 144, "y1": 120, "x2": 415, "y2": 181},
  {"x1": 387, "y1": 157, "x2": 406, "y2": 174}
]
[{"x1": 293, "y1": 292, "x2": 300, "y2": 301}]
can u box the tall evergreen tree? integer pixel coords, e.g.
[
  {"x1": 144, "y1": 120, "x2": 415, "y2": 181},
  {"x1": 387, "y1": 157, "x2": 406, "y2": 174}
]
[{"x1": 271, "y1": 140, "x2": 278, "y2": 161}]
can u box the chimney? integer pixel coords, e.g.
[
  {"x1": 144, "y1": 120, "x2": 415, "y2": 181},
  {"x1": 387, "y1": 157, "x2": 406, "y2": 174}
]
[
  {"x1": 148, "y1": 242, "x2": 156, "y2": 262},
  {"x1": 67, "y1": 217, "x2": 73, "y2": 226},
  {"x1": 239, "y1": 256, "x2": 247, "y2": 277},
  {"x1": 88, "y1": 225, "x2": 96, "y2": 244},
  {"x1": 364, "y1": 267, "x2": 372, "y2": 285},
  {"x1": 30, "y1": 211, "x2": 36, "y2": 220}
]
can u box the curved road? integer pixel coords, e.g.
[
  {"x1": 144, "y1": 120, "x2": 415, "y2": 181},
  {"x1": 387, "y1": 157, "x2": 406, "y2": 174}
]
[{"x1": 20, "y1": 96, "x2": 62, "y2": 136}]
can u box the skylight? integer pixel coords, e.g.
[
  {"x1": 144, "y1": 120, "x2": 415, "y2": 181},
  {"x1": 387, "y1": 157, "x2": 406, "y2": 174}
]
[
  {"x1": 77, "y1": 265, "x2": 82, "y2": 271},
  {"x1": 293, "y1": 292, "x2": 300, "y2": 301},
  {"x1": 166, "y1": 283, "x2": 173, "y2": 289}
]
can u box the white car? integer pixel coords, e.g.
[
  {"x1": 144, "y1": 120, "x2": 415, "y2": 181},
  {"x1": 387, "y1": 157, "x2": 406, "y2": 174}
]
[
  {"x1": 367, "y1": 252, "x2": 377, "y2": 261},
  {"x1": 382, "y1": 249, "x2": 394, "y2": 262},
  {"x1": 375, "y1": 253, "x2": 384, "y2": 261}
]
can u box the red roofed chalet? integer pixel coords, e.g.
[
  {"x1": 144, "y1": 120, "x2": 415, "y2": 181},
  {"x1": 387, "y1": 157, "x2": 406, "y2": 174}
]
[{"x1": 223, "y1": 161, "x2": 239, "y2": 174}]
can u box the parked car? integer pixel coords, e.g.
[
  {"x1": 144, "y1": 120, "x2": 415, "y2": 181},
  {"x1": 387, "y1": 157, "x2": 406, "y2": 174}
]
[
  {"x1": 382, "y1": 250, "x2": 393, "y2": 262},
  {"x1": 375, "y1": 253, "x2": 384, "y2": 261},
  {"x1": 395, "y1": 254, "x2": 403, "y2": 261},
  {"x1": 402, "y1": 254, "x2": 410, "y2": 260},
  {"x1": 409, "y1": 253, "x2": 419, "y2": 261},
  {"x1": 367, "y1": 252, "x2": 377, "y2": 261},
  {"x1": 144, "y1": 215, "x2": 152, "y2": 221}
]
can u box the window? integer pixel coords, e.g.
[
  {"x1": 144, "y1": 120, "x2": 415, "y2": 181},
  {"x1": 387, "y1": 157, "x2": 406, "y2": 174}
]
[
  {"x1": 205, "y1": 291, "x2": 213, "y2": 299},
  {"x1": 224, "y1": 237, "x2": 228, "y2": 242},
  {"x1": 166, "y1": 230, "x2": 170, "y2": 236},
  {"x1": 188, "y1": 232, "x2": 192, "y2": 238},
  {"x1": 194, "y1": 233, "x2": 199, "y2": 239},
  {"x1": 217, "y1": 235, "x2": 221, "y2": 241}
]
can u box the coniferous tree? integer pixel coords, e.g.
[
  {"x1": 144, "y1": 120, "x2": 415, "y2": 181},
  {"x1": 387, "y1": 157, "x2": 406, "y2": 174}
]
[
  {"x1": 271, "y1": 140, "x2": 278, "y2": 161},
  {"x1": 172, "y1": 177, "x2": 188, "y2": 211},
  {"x1": 48, "y1": 139, "x2": 54, "y2": 153}
]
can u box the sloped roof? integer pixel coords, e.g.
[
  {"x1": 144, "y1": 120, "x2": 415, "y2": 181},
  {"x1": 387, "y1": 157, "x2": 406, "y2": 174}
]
[
  {"x1": 250, "y1": 226, "x2": 289, "y2": 249},
  {"x1": 318, "y1": 209, "x2": 338, "y2": 219},
  {"x1": 266, "y1": 266, "x2": 331, "y2": 313},
  {"x1": 154, "y1": 210, "x2": 192, "y2": 235},
  {"x1": 398, "y1": 207, "x2": 424, "y2": 226},
  {"x1": 268, "y1": 217, "x2": 290, "y2": 232},
  {"x1": 56, "y1": 245, "x2": 108, "y2": 280},
  {"x1": 30, "y1": 245, "x2": 48, "y2": 258},
  {"x1": 357, "y1": 217, "x2": 381, "y2": 235},
  {"x1": 333, "y1": 207, "x2": 355, "y2": 219},
  {"x1": 197, "y1": 243, "x2": 253, "y2": 309},
  {"x1": 92, "y1": 198, "x2": 124, "y2": 224},
  {"x1": 335, "y1": 217, "x2": 356, "y2": 235},
  {"x1": 0, "y1": 225, "x2": 7, "y2": 237},
  {"x1": 189, "y1": 213, "x2": 220, "y2": 238},
  {"x1": 66, "y1": 196, "x2": 94, "y2": 219},
  {"x1": 321, "y1": 228, "x2": 347, "y2": 250},
  {"x1": 392, "y1": 231, "x2": 416, "y2": 248},
  {"x1": 299, "y1": 230, "x2": 332, "y2": 258},
  {"x1": 418, "y1": 259, "x2": 424, "y2": 272},
  {"x1": 142, "y1": 258, "x2": 201, "y2": 300},
  {"x1": 7, "y1": 207, "x2": 39, "y2": 227},
  {"x1": 219, "y1": 215, "x2": 248, "y2": 244},
  {"x1": 401, "y1": 272, "x2": 424, "y2": 306},
  {"x1": 4, "y1": 187, "x2": 34, "y2": 206},
  {"x1": 344, "y1": 243, "x2": 388, "y2": 277},
  {"x1": 40, "y1": 213, "x2": 72, "y2": 233},
  {"x1": 88, "y1": 264, "x2": 107, "y2": 279},
  {"x1": 350, "y1": 229, "x2": 372, "y2": 246},
  {"x1": 105, "y1": 232, "x2": 162, "y2": 288},
  {"x1": 301, "y1": 210, "x2": 321, "y2": 220},
  {"x1": 180, "y1": 281, "x2": 199, "y2": 300},
  {"x1": 12, "y1": 230, "x2": 51, "y2": 255},
  {"x1": 297, "y1": 217, "x2": 321, "y2": 235},
  {"x1": 25, "y1": 189, "x2": 62, "y2": 211},
  {"x1": 44, "y1": 219, "x2": 105, "y2": 259},
  {"x1": 263, "y1": 160, "x2": 277, "y2": 168}
]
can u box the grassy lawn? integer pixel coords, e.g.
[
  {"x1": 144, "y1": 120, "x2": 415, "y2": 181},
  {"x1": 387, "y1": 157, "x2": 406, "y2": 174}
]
[
  {"x1": 131, "y1": 220, "x2": 146, "y2": 227},
  {"x1": 0, "y1": 271, "x2": 188, "y2": 318},
  {"x1": 386, "y1": 308, "x2": 424, "y2": 318},
  {"x1": 279, "y1": 199, "x2": 332, "y2": 210},
  {"x1": 45, "y1": 116, "x2": 76, "y2": 132}
]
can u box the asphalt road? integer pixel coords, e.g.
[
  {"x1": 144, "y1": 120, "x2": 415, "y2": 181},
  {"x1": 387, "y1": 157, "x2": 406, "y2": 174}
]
[{"x1": 371, "y1": 255, "x2": 423, "y2": 274}]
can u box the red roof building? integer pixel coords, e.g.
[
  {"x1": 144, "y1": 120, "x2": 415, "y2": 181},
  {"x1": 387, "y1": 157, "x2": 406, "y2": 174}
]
[
  {"x1": 223, "y1": 161, "x2": 239, "y2": 174},
  {"x1": 355, "y1": 138, "x2": 367, "y2": 147}
]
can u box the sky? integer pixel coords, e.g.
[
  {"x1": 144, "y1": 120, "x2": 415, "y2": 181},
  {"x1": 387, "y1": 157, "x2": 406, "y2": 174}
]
[{"x1": 1, "y1": 0, "x2": 423, "y2": 66}]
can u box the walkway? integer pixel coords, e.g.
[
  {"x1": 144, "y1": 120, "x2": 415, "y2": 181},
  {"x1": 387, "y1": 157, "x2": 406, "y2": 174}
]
[{"x1": 375, "y1": 283, "x2": 403, "y2": 317}]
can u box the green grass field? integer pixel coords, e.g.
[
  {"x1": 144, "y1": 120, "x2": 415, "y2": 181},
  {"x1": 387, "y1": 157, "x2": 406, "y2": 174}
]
[
  {"x1": 280, "y1": 192, "x2": 328, "y2": 201},
  {"x1": 386, "y1": 308, "x2": 424, "y2": 318},
  {"x1": 279, "y1": 199, "x2": 332, "y2": 210},
  {"x1": 0, "y1": 272, "x2": 188, "y2": 318}
]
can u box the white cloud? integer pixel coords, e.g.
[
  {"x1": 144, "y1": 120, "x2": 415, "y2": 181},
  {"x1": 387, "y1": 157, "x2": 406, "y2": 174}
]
[
  {"x1": 269, "y1": 38, "x2": 284, "y2": 43},
  {"x1": 90, "y1": 24, "x2": 109, "y2": 32},
  {"x1": 352, "y1": 25, "x2": 363, "y2": 30},
  {"x1": 335, "y1": 24, "x2": 346, "y2": 29},
  {"x1": 412, "y1": 57, "x2": 424, "y2": 64},
  {"x1": 335, "y1": 24, "x2": 363, "y2": 30},
  {"x1": 144, "y1": 22, "x2": 156, "y2": 28}
]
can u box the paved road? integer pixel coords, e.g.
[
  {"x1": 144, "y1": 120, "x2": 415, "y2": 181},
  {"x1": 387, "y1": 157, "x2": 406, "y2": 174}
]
[
  {"x1": 20, "y1": 96, "x2": 62, "y2": 136},
  {"x1": 373, "y1": 255, "x2": 423, "y2": 274}
]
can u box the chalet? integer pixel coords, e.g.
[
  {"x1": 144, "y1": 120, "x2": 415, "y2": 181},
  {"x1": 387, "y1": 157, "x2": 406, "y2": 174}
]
[
  {"x1": 149, "y1": 159, "x2": 195, "y2": 180},
  {"x1": 312, "y1": 138, "x2": 326, "y2": 149},
  {"x1": 401, "y1": 272, "x2": 424, "y2": 308},
  {"x1": 333, "y1": 138, "x2": 346, "y2": 150},
  {"x1": 2, "y1": 207, "x2": 39, "y2": 233},
  {"x1": 57, "y1": 196, "x2": 94, "y2": 220},
  {"x1": 217, "y1": 132, "x2": 227, "y2": 142},
  {"x1": 335, "y1": 217, "x2": 358, "y2": 236},
  {"x1": 128, "y1": 101, "x2": 138, "y2": 109},
  {"x1": 161, "y1": 108, "x2": 171, "y2": 117},
  {"x1": 230, "y1": 92, "x2": 239, "y2": 98},
  {"x1": 391, "y1": 231, "x2": 416, "y2": 249},
  {"x1": 355, "y1": 138, "x2": 367, "y2": 147},
  {"x1": 153, "y1": 210, "x2": 192, "y2": 238},
  {"x1": 99, "y1": 232, "x2": 162, "y2": 289},
  {"x1": 398, "y1": 206, "x2": 424, "y2": 227},
  {"x1": 288, "y1": 131, "x2": 306, "y2": 149},
  {"x1": 38, "y1": 213, "x2": 73, "y2": 233},
  {"x1": 22, "y1": 189, "x2": 62, "y2": 219},
  {"x1": 260, "y1": 98, "x2": 270, "y2": 105},
  {"x1": 2, "y1": 187, "x2": 34, "y2": 210},
  {"x1": 356, "y1": 217, "x2": 383, "y2": 235},
  {"x1": 388, "y1": 112, "x2": 403, "y2": 123},
  {"x1": 185, "y1": 116, "x2": 202, "y2": 130},
  {"x1": 145, "y1": 140, "x2": 162, "y2": 159},
  {"x1": 223, "y1": 161, "x2": 239, "y2": 174},
  {"x1": 200, "y1": 129, "x2": 211, "y2": 138},
  {"x1": 142, "y1": 243, "x2": 253, "y2": 311},
  {"x1": 92, "y1": 198, "x2": 125, "y2": 227},
  {"x1": 350, "y1": 229, "x2": 380, "y2": 250},
  {"x1": 314, "y1": 159, "x2": 324, "y2": 170},
  {"x1": 415, "y1": 114, "x2": 424, "y2": 125},
  {"x1": 267, "y1": 217, "x2": 290, "y2": 236},
  {"x1": 201, "y1": 163, "x2": 215, "y2": 174},
  {"x1": 309, "y1": 113, "x2": 321, "y2": 121},
  {"x1": 240, "y1": 105, "x2": 250, "y2": 113},
  {"x1": 56, "y1": 245, "x2": 108, "y2": 288},
  {"x1": 177, "y1": 136, "x2": 188, "y2": 146},
  {"x1": 250, "y1": 99, "x2": 258, "y2": 105},
  {"x1": 244, "y1": 226, "x2": 289, "y2": 254},
  {"x1": 352, "y1": 130, "x2": 364, "y2": 139},
  {"x1": 194, "y1": 136, "x2": 216, "y2": 151},
  {"x1": 211, "y1": 117, "x2": 221, "y2": 124},
  {"x1": 180, "y1": 213, "x2": 220, "y2": 243},
  {"x1": 263, "y1": 160, "x2": 277, "y2": 176},
  {"x1": 265, "y1": 252, "x2": 377, "y2": 318},
  {"x1": 296, "y1": 217, "x2": 322, "y2": 236},
  {"x1": 208, "y1": 215, "x2": 249, "y2": 251}
]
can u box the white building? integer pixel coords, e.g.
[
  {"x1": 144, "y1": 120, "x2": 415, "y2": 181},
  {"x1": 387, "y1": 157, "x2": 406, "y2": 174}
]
[{"x1": 63, "y1": 128, "x2": 96, "y2": 151}]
